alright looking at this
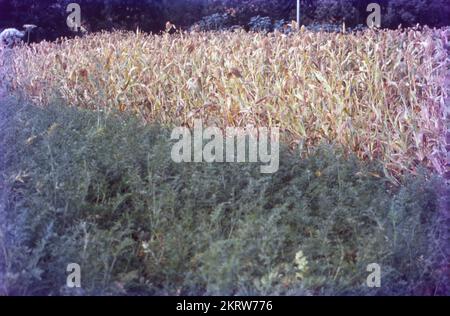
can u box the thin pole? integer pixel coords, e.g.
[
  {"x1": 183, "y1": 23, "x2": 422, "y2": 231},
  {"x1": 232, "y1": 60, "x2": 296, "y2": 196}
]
[{"x1": 297, "y1": 0, "x2": 300, "y2": 25}]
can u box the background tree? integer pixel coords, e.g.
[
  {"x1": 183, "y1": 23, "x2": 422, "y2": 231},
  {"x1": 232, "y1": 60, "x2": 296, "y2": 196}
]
[
  {"x1": 0, "y1": 0, "x2": 448, "y2": 42},
  {"x1": 384, "y1": 0, "x2": 450, "y2": 28}
]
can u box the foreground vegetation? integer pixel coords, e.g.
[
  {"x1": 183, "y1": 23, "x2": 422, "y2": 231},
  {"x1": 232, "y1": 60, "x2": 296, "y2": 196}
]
[
  {"x1": 0, "y1": 97, "x2": 448, "y2": 295},
  {"x1": 5, "y1": 28, "x2": 448, "y2": 183}
]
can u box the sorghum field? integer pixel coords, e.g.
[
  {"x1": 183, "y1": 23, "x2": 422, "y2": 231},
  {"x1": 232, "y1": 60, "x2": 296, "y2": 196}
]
[
  {"x1": 0, "y1": 26, "x2": 449, "y2": 296},
  {"x1": 5, "y1": 27, "x2": 449, "y2": 182}
]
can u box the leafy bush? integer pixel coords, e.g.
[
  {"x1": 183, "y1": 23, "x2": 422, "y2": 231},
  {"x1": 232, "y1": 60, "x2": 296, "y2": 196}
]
[
  {"x1": 273, "y1": 19, "x2": 287, "y2": 31},
  {"x1": 305, "y1": 22, "x2": 343, "y2": 33},
  {"x1": 273, "y1": 19, "x2": 296, "y2": 35},
  {"x1": 304, "y1": 23, "x2": 369, "y2": 33},
  {"x1": 384, "y1": 0, "x2": 450, "y2": 28},
  {"x1": 248, "y1": 16, "x2": 273, "y2": 32},
  {"x1": 0, "y1": 97, "x2": 448, "y2": 295},
  {"x1": 313, "y1": 0, "x2": 359, "y2": 25},
  {"x1": 191, "y1": 13, "x2": 231, "y2": 31}
]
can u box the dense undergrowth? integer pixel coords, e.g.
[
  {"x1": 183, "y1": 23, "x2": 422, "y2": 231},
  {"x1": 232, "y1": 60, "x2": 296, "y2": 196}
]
[{"x1": 0, "y1": 97, "x2": 448, "y2": 295}]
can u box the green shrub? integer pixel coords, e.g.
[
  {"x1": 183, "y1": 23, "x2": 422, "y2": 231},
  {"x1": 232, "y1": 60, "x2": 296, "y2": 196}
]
[{"x1": 0, "y1": 97, "x2": 448, "y2": 295}]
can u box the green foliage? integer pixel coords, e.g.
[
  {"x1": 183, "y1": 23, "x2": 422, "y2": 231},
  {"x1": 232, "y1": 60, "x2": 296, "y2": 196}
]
[
  {"x1": 313, "y1": 0, "x2": 359, "y2": 25},
  {"x1": 384, "y1": 0, "x2": 450, "y2": 28},
  {"x1": 248, "y1": 16, "x2": 273, "y2": 32},
  {"x1": 191, "y1": 13, "x2": 231, "y2": 31},
  {"x1": 1, "y1": 0, "x2": 449, "y2": 42},
  {"x1": 0, "y1": 97, "x2": 448, "y2": 295}
]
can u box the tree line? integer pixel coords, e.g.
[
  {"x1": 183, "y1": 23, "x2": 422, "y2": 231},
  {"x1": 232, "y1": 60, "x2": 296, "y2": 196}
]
[{"x1": 0, "y1": 0, "x2": 448, "y2": 42}]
